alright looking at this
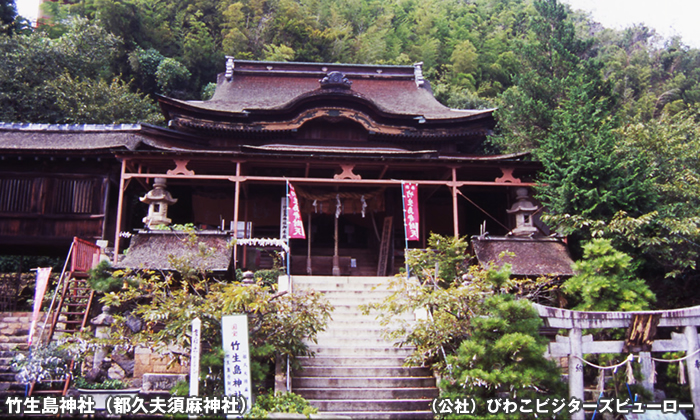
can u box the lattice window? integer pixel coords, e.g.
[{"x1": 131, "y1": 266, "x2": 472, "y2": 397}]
[
  {"x1": 52, "y1": 178, "x2": 94, "y2": 214},
  {"x1": 0, "y1": 178, "x2": 33, "y2": 213}
]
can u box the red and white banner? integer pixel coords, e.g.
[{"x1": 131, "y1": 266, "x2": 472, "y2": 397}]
[
  {"x1": 287, "y1": 183, "x2": 306, "y2": 239},
  {"x1": 402, "y1": 182, "x2": 420, "y2": 241},
  {"x1": 28, "y1": 267, "x2": 52, "y2": 346}
]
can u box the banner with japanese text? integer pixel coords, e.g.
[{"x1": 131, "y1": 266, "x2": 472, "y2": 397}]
[
  {"x1": 287, "y1": 182, "x2": 306, "y2": 239},
  {"x1": 402, "y1": 182, "x2": 420, "y2": 241},
  {"x1": 222, "y1": 314, "x2": 252, "y2": 414},
  {"x1": 27, "y1": 267, "x2": 52, "y2": 346}
]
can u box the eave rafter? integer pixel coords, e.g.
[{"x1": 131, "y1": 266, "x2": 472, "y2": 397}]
[{"x1": 169, "y1": 106, "x2": 485, "y2": 138}]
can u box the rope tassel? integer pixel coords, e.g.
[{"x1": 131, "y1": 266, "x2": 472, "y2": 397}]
[
  {"x1": 626, "y1": 356, "x2": 636, "y2": 384},
  {"x1": 651, "y1": 359, "x2": 657, "y2": 383},
  {"x1": 679, "y1": 360, "x2": 687, "y2": 385},
  {"x1": 597, "y1": 369, "x2": 605, "y2": 395}
]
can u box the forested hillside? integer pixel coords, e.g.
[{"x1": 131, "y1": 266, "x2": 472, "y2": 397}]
[{"x1": 2, "y1": 0, "x2": 700, "y2": 307}]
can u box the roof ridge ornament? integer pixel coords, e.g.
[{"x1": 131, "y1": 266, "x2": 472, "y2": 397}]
[
  {"x1": 319, "y1": 71, "x2": 352, "y2": 89},
  {"x1": 225, "y1": 56, "x2": 235, "y2": 81},
  {"x1": 414, "y1": 62, "x2": 425, "y2": 87}
]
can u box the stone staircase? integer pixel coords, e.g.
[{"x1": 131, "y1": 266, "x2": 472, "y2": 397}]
[
  {"x1": 292, "y1": 276, "x2": 436, "y2": 419},
  {"x1": 0, "y1": 312, "x2": 39, "y2": 401}
]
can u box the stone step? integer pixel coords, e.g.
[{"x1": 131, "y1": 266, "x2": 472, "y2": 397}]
[
  {"x1": 293, "y1": 377, "x2": 435, "y2": 388},
  {"x1": 308, "y1": 399, "x2": 433, "y2": 412},
  {"x1": 297, "y1": 356, "x2": 408, "y2": 368},
  {"x1": 316, "y1": 329, "x2": 389, "y2": 339},
  {"x1": 295, "y1": 387, "x2": 438, "y2": 400},
  {"x1": 319, "y1": 410, "x2": 434, "y2": 420},
  {"x1": 0, "y1": 381, "x2": 29, "y2": 392},
  {"x1": 312, "y1": 338, "x2": 403, "y2": 347},
  {"x1": 0, "y1": 373, "x2": 16, "y2": 382},
  {"x1": 0, "y1": 335, "x2": 30, "y2": 344},
  {"x1": 292, "y1": 276, "x2": 394, "y2": 284},
  {"x1": 0, "y1": 343, "x2": 27, "y2": 352},
  {"x1": 314, "y1": 295, "x2": 392, "y2": 304},
  {"x1": 307, "y1": 346, "x2": 413, "y2": 357},
  {"x1": 326, "y1": 316, "x2": 413, "y2": 326},
  {"x1": 295, "y1": 366, "x2": 432, "y2": 377}
]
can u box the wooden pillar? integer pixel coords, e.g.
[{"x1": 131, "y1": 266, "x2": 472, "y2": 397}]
[
  {"x1": 684, "y1": 326, "x2": 700, "y2": 420},
  {"x1": 639, "y1": 351, "x2": 654, "y2": 394},
  {"x1": 242, "y1": 188, "x2": 249, "y2": 269},
  {"x1": 451, "y1": 167, "x2": 459, "y2": 238},
  {"x1": 232, "y1": 162, "x2": 241, "y2": 269},
  {"x1": 306, "y1": 213, "x2": 312, "y2": 275},
  {"x1": 113, "y1": 160, "x2": 127, "y2": 265},
  {"x1": 569, "y1": 327, "x2": 584, "y2": 420},
  {"x1": 332, "y1": 214, "x2": 340, "y2": 276}
]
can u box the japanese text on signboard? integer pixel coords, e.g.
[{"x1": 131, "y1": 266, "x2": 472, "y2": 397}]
[
  {"x1": 287, "y1": 183, "x2": 306, "y2": 239},
  {"x1": 402, "y1": 182, "x2": 420, "y2": 241}
]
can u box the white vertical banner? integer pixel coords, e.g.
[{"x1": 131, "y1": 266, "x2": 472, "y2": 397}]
[
  {"x1": 28, "y1": 267, "x2": 52, "y2": 346},
  {"x1": 222, "y1": 315, "x2": 252, "y2": 414},
  {"x1": 189, "y1": 318, "x2": 201, "y2": 396}
]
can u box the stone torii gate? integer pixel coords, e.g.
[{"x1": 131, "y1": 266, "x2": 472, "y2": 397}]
[{"x1": 533, "y1": 303, "x2": 700, "y2": 420}]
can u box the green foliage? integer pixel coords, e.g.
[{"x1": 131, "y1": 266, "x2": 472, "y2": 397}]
[
  {"x1": 366, "y1": 234, "x2": 564, "y2": 418},
  {"x1": 0, "y1": 0, "x2": 16, "y2": 35},
  {"x1": 365, "y1": 235, "x2": 558, "y2": 373},
  {"x1": 0, "y1": 17, "x2": 161, "y2": 124},
  {"x1": 73, "y1": 376, "x2": 127, "y2": 389},
  {"x1": 405, "y1": 233, "x2": 470, "y2": 287},
  {"x1": 156, "y1": 57, "x2": 192, "y2": 98},
  {"x1": 247, "y1": 391, "x2": 318, "y2": 418},
  {"x1": 534, "y1": 66, "x2": 655, "y2": 220},
  {"x1": 87, "y1": 260, "x2": 124, "y2": 293},
  {"x1": 439, "y1": 294, "x2": 566, "y2": 419},
  {"x1": 563, "y1": 239, "x2": 655, "y2": 311},
  {"x1": 96, "y1": 242, "x2": 332, "y2": 396}
]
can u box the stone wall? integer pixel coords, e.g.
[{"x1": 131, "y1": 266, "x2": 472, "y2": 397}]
[{"x1": 134, "y1": 346, "x2": 189, "y2": 378}]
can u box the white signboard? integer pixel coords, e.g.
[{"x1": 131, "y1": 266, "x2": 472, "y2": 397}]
[
  {"x1": 222, "y1": 315, "x2": 252, "y2": 414},
  {"x1": 189, "y1": 318, "x2": 201, "y2": 396},
  {"x1": 280, "y1": 197, "x2": 288, "y2": 241}
]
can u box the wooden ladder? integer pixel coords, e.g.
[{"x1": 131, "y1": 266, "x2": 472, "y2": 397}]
[{"x1": 30, "y1": 237, "x2": 100, "y2": 397}]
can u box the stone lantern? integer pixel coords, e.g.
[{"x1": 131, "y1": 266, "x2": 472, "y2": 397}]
[
  {"x1": 140, "y1": 177, "x2": 178, "y2": 228},
  {"x1": 506, "y1": 187, "x2": 539, "y2": 237}
]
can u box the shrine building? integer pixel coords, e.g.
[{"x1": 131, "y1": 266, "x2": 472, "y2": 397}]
[{"x1": 0, "y1": 58, "x2": 564, "y2": 277}]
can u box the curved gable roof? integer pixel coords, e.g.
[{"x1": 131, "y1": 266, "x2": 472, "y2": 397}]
[{"x1": 160, "y1": 60, "x2": 493, "y2": 124}]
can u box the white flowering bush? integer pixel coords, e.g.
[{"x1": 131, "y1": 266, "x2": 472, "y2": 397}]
[{"x1": 11, "y1": 343, "x2": 73, "y2": 384}]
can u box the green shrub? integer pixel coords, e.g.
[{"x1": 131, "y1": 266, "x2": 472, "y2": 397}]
[{"x1": 247, "y1": 392, "x2": 318, "y2": 418}]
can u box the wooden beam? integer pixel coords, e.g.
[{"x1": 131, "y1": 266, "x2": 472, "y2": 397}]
[
  {"x1": 120, "y1": 172, "x2": 536, "y2": 187},
  {"x1": 232, "y1": 161, "x2": 241, "y2": 269},
  {"x1": 113, "y1": 159, "x2": 127, "y2": 265},
  {"x1": 451, "y1": 167, "x2": 459, "y2": 238}
]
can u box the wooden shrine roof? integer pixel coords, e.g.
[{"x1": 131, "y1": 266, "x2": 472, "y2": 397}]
[
  {"x1": 0, "y1": 123, "x2": 144, "y2": 152},
  {"x1": 116, "y1": 231, "x2": 234, "y2": 272},
  {"x1": 161, "y1": 60, "x2": 492, "y2": 121},
  {"x1": 157, "y1": 59, "x2": 495, "y2": 144},
  {"x1": 471, "y1": 236, "x2": 576, "y2": 277}
]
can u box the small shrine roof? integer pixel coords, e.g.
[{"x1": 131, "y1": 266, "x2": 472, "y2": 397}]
[
  {"x1": 0, "y1": 122, "x2": 144, "y2": 151},
  {"x1": 471, "y1": 236, "x2": 576, "y2": 277},
  {"x1": 116, "y1": 231, "x2": 234, "y2": 272}
]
